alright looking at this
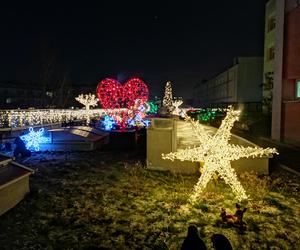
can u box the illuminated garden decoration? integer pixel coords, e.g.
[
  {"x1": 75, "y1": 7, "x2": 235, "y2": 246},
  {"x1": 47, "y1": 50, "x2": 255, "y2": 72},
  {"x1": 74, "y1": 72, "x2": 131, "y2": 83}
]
[
  {"x1": 102, "y1": 115, "x2": 117, "y2": 131},
  {"x1": 187, "y1": 108, "x2": 225, "y2": 122},
  {"x1": 127, "y1": 99, "x2": 150, "y2": 127},
  {"x1": 163, "y1": 81, "x2": 174, "y2": 113},
  {"x1": 96, "y1": 77, "x2": 149, "y2": 130},
  {"x1": 172, "y1": 99, "x2": 183, "y2": 116},
  {"x1": 146, "y1": 101, "x2": 158, "y2": 114},
  {"x1": 162, "y1": 106, "x2": 278, "y2": 202},
  {"x1": 75, "y1": 93, "x2": 98, "y2": 110},
  {"x1": 20, "y1": 127, "x2": 50, "y2": 151}
]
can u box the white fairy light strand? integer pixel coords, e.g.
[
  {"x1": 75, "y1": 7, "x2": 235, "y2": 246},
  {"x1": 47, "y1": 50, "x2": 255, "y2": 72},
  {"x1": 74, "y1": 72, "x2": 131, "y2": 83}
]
[
  {"x1": 162, "y1": 106, "x2": 278, "y2": 202},
  {"x1": 0, "y1": 108, "x2": 127, "y2": 128}
]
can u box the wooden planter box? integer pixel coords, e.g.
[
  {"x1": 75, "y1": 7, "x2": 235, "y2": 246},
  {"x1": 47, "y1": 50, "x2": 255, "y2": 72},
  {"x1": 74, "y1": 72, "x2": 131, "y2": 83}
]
[{"x1": 0, "y1": 155, "x2": 34, "y2": 216}]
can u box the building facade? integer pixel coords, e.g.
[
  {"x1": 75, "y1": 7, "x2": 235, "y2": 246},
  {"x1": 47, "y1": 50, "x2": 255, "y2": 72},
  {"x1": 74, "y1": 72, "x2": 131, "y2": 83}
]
[
  {"x1": 193, "y1": 57, "x2": 263, "y2": 111},
  {"x1": 0, "y1": 81, "x2": 44, "y2": 109},
  {"x1": 263, "y1": 0, "x2": 300, "y2": 142},
  {"x1": 0, "y1": 81, "x2": 97, "y2": 109}
]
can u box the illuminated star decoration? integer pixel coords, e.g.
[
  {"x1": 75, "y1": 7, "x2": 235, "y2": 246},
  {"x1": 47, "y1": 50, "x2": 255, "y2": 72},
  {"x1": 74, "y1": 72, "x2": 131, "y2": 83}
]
[
  {"x1": 20, "y1": 127, "x2": 50, "y2": 151},
  {"x1": 162, "y1": 106, "x2": 278, "y2": 202}
]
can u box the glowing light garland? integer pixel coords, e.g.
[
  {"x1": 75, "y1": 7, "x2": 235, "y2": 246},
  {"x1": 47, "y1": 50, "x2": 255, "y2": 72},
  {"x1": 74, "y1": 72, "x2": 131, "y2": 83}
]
[
  {"x1": 0, "y1": 109, "x2": 117, "y2": 129},
  {"x1": 162, "y1": 106, "x2": 278, "y2": 202},
  {"x1": 75, "y1": 93, "x2": 98, "y2": 110},
  {"x1": 20, "y1": 127, "x2": 50, "y2": 151},
  {"x1": 187, "y1": 108, "x2": 226, "y2": 122}
]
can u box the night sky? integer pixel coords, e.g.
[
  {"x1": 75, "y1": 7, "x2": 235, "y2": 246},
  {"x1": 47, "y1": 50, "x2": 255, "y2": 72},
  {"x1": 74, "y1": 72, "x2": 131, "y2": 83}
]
[{"x1": 0, "y1": 1, "x2": 267, "y2": 99}]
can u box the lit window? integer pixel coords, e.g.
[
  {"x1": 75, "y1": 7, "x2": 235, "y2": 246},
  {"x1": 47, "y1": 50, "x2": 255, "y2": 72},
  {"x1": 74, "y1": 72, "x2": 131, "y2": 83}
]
[
  {"x1": 6, "y1": 98, "x2": 11, "y2": 104},
  {"x1": 46, "y1": 91, "x2": 53, "y2": 98},
  {"x1": 268, "y1": 16, "x2": 276, "y2": 32},
  {"x1": 296, "y1": 80, "x2": 300, "y2": 99}
]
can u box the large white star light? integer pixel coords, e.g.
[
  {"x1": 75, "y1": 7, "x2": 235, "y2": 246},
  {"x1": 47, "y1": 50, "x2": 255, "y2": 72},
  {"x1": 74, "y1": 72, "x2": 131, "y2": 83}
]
[{"x1": 162, "y1": 106, "x2": 278, "y2": 202}]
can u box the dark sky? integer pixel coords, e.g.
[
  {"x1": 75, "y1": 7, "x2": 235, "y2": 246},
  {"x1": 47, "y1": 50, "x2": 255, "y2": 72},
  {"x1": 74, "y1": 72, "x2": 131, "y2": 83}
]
[{"x1": 0, "y1": 1, "x2": 267, "y2": 99}]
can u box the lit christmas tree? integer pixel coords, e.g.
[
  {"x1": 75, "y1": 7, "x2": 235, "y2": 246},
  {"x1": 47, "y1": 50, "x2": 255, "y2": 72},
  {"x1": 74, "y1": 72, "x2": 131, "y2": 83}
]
[
  {"x1": 75, "y1": 93, "x2": 98, "y2": 110},
  {"x1": 162, "y1": 106, "x2": 278, "y2": 202},
  {"x1": 162, "y1": 81, "x2": 174, "y2": 113}
]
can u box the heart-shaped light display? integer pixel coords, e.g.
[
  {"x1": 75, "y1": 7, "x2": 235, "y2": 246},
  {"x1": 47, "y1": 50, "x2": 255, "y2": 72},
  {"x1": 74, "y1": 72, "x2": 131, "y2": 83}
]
[
  {"x1": 96, "y1": 77, "x2": 149, "y2": 109},
  {"x1": 96, "y1": 77, "x2": 149, "y2": 130}
]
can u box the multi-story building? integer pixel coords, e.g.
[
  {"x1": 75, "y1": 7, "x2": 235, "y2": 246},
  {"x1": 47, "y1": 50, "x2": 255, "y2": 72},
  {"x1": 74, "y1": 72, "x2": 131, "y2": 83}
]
[
  {"x1": 0, "y1": 81, "x2": 97, "y2": 109},
  {"x1": 193, "y1": 57, "x2": 263, "y2": 111},
  {"x1": 0, "y1": 81, "x2": 44, "y2": 109},
  {"x1": 263, "y1": 0, "x2": 300, "y2": 142},
  {"x1": 262, "y1": 0, "x2": 277, "y2": 113}
]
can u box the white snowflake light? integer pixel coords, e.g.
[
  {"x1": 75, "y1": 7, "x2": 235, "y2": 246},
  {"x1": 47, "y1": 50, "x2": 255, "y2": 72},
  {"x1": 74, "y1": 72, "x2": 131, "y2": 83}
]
[
  {"x1": 162, "y1": 106, "x2": 278, "y2": 202},
  {"x1": 75, "y1": 93, "x2": 98, "y2": 110},
  {"x1": 20, "y1": 127, "x2": 50, "y2": 151}
]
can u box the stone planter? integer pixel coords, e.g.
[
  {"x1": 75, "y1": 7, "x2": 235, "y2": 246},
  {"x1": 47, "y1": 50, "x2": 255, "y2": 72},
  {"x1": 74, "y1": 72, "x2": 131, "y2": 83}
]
[{"x1": 0, "y1": 154, "x2": 34, "y2": 216}]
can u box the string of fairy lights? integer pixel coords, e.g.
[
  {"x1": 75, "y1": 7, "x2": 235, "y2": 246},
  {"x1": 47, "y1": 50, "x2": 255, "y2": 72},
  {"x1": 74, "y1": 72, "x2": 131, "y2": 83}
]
[{"x1": 0, "y1": 109, "x2": 122, "y2": 128}]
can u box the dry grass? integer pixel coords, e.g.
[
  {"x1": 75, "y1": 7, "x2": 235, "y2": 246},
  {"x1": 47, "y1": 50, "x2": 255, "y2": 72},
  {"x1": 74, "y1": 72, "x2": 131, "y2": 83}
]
[{"x1": 0, "y1": 151, "x2": 299, "y2": 249}]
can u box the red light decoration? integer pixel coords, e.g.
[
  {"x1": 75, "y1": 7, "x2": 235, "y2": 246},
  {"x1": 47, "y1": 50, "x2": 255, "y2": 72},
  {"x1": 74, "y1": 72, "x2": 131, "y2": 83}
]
[{"x1": 96, "y1": 77, "x2": 149, "y2": 130}]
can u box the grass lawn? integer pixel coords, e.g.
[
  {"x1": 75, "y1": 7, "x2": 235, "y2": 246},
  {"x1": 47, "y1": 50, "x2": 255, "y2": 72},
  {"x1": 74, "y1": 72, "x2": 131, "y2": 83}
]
[{"x1": 0, "y1": 150, "x2": 299, "y2": 249}]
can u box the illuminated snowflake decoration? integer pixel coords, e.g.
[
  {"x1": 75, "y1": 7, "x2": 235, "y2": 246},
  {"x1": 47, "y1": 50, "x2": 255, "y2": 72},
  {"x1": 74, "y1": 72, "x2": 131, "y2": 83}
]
[
  {"x1": 102, "y1": 115, "x2": 117, "y2": 131},
  {"x1": 20, "y1": 127, "x2": 50, "y2": 151},
  {"x1": 162, "y1": 106, "x2": 278, "y2": 202}
]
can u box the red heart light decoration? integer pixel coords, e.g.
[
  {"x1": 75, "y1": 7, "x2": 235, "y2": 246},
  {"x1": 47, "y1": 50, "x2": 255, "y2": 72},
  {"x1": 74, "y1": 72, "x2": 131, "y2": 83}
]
[
  {"x1": 96, "y1": 77, "x2": 149, "y2": 109},
  {"x1": 96, "y1": 77, "x2": 149, "y2": 130}
]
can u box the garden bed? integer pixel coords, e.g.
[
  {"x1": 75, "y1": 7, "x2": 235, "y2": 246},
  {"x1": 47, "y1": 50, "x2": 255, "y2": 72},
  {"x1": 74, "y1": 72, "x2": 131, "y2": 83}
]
[{"x1": 0, "y1": 150, "x2": 299, "y2": 249}]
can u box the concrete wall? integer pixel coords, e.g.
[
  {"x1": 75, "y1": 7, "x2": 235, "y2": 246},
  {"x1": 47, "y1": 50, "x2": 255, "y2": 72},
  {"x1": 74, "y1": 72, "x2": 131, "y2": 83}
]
[
  {"x1": 283, "y1": 5, "x2": 300, "y2": 79},
  {"x1": 280, "y1": 5, "x2": 300, "y2": 143},
  {"x1": 147, "y1": 118, "x2": 270, "y2": 174},
  {"x1": 237, "y1": 57, "x2": 263, "y2": 103},
  {"x1": 271, "y1": 0, "x2": 285, "y2": 141},
  {"x1": 263, "y1": 0, "x2": 276, "y2": 80},
  {"x1": 282, "y1": 101, "x2": 300, "y2": 142}
]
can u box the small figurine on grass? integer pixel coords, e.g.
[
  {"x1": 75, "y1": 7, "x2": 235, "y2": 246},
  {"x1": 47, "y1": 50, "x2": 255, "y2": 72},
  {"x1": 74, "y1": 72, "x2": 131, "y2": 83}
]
[{"x1": 220, "y1": 203, "x2": 247, "y2": 231}]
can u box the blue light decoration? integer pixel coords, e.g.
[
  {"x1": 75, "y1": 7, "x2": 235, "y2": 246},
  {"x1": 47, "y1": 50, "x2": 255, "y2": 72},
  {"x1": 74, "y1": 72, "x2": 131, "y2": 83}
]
[
  {"x1": 102, "y1": 115, "x2": 117, "y2": 131},
  {"x1": 127, "y1": 101, "x2": 151, "y2": 127},
  {"x1": 146, "y1": 101, "x2": 158, "y2": 114},
  {"x1": 20, "y1": 127, "x2": 50, "y2": 151},
  {"x1": 127, "y1": 114, "x2": 151, "y2": 127}
]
